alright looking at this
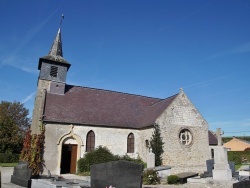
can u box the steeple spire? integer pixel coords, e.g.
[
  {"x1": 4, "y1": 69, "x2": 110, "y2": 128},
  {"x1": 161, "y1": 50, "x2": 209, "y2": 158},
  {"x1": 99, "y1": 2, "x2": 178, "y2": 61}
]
[
  {"x1": 48, "y1": 28, "x2": 63, "y2": 57},
  {"x1": 38, "y1": 14, "x2": 70, "y2": 70},
  {"x1": 48, "y1": 14, "x2": 64, "y2": 57}
]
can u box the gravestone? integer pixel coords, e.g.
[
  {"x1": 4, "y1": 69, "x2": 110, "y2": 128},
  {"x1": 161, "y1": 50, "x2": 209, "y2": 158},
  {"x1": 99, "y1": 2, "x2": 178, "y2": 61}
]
[
  {"x1": 212, "y1": 128, "x2": 232, "y2": 181},
  {"x1": 11, "y1": 161, "x2": 32, "y2": 187},
  {"x1": 147, "y1": 149, "x2": 155, "y2": 168},
  {"x1": 90, "y1": 160, "x2": 143, "y2": 188},
  {"x1": 229, "y1": 161, "x2": 235, "y2": 176},
  {"x1": 233, "y1": 180, "x2": 250, "y2": 188},
  {"x1": 205, "y1": 159, "x2": 235, "y2": 177},
  {"x1": 216, "y1": 128, "x2": 224, "y2": 146},
  {"x1": 205, "y1": 159, "x2": 214, "y2": 177}
]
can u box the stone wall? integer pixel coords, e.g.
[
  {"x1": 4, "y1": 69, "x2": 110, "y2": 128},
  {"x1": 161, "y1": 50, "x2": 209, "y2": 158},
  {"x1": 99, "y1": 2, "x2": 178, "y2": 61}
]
[
  {"x1": 156, "y1": 91, "x2": 210, "y2": 174},
  {"x1": 42, "y1": 90, "x2": 210, "y2": 175},
  {"x1": 44, "y1": 124, "x2": 152, "y2": 175},
  {"x1": 30, "y1": 80, "x2": 50, "y2": 134}
]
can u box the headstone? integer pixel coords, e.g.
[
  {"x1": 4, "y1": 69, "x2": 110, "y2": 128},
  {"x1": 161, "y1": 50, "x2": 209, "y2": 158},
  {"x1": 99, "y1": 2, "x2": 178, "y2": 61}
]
[
  {"x1": 212, "y1": 128, "x2": 232, "y2": 180},
  {"x1": 216, "y1": 128, "x2": 224, "y2": 146},
  {"x1": 233, "y1": 180, "x2": 250, "y2": 188},
  {"x1": 11, "y1": 161, "x2": 32, "y2": 187},
  {"x1": 212, "y1": 146, "x2": 232, "y2": 180},
  {"x1": 90, "y1": 160, "x2": 143, "y2": 188},
  {"x1": 147, "y1": 149, "x2": 155, "y2": 168},
  {"x1": 206, "y1": 159, "x2": 235, "y2": 177},
  {"x1": 205, "y1": 159, "x2": 214, "y2": 177},
  {"x1": 229, "y1": 161, "x2": 235, "y2": 176}
]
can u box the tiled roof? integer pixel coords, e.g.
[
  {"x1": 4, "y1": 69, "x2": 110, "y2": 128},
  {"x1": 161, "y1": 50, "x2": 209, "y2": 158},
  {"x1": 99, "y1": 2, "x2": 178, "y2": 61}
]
[
  {"x1": 43, "y1": 85, "x2": 178, "y2": 129},
  {"x1": 208, "y1": 131, "x2": 218, "y2": 145}
]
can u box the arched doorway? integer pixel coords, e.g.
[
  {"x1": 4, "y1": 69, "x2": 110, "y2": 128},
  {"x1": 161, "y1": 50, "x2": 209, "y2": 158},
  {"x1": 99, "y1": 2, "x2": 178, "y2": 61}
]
[
  {"x1": 57, "y1": 125, "x2": 83, "y2": 175},
  {"x1": 60, "y1": 137, "x2": 78, "y2": 174}
]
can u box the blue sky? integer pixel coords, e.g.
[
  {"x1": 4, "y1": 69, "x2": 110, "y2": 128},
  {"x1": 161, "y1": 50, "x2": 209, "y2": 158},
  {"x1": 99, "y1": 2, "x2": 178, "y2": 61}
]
[{"x1": 0, "y1": 0, "x2": 249, "y2": 136}]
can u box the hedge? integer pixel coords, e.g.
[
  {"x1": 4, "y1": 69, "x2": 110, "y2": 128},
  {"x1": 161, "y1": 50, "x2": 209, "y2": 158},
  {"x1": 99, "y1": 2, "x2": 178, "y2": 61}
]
[
  {"x1": 167, "y1": 175, "x2": 179, "y2": 184},
  {"x1": 0, "y1": 153, "x2": 20, "y2": 163},
  {"x1": 228, "y1": 151, "x2": 250, "y2": 164}
]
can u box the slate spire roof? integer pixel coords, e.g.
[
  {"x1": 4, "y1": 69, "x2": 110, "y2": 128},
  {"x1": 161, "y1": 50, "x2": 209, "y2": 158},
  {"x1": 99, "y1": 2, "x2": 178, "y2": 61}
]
[
  {"x1": 38, "y1": 27, "x2": 70, "y2": 70},
  {"x1": 49, "y1": 28, "x2": 63, "y2": 57}
]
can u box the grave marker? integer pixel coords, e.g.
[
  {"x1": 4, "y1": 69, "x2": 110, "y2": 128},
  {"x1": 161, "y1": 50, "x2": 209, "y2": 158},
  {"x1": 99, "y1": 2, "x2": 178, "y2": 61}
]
[{"x1": 90, "y1": 160, "x2": 143, "y2": 188}]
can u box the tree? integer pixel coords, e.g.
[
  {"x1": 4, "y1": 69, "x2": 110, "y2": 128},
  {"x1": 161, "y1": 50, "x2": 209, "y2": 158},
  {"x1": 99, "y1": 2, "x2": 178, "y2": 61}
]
[
  {"x1": 150, "y1": 124, "x2": 164, "y2": 166},
  {"x1": 0, "y1": 101, "x2": 31, "y2": 153}
]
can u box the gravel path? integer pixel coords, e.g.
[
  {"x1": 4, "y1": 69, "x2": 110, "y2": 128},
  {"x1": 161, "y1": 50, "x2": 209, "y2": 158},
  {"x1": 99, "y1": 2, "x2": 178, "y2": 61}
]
[{"x1": 0, "y1": 167, "x2": 23, "y2": 188}]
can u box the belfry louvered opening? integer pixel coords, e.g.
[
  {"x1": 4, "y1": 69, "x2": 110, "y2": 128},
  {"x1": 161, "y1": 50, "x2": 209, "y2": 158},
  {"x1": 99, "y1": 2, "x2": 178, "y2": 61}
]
[{"x1": 50, "y1": 66, "x2": 58, "y2": 78}]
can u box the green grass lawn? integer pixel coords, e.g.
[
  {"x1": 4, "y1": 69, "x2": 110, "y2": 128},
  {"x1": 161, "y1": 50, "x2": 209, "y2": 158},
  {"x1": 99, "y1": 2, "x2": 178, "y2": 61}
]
[
  {"x1": 235, "y1": 164, "x2": 241, "y2": 170},
  {"x1": 0, "y1": 163, "x2": 18, "y2": 167}
]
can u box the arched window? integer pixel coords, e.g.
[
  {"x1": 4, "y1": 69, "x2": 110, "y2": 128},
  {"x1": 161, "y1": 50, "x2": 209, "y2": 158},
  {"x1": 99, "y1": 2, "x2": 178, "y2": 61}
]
[
  {"x1": 127, "y1": 133, "x2": 134, "y2": 153},
  {"x1": 86, "y1": 131, "x2": 95, "y2": 152}
]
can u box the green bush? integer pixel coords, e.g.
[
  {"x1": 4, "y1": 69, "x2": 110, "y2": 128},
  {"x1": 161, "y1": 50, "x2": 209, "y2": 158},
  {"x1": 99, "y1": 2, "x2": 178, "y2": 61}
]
[
  {"x1": 78, "y1": 146, "x2": 117, "y2": 173},
  {"x1": 143, "y1": 169, "x2": 160, "y2": 185},
  {"x1": 0, "y1": 153, "x2": 20, "y2": 163},
  {"x1": 227, "y1": 151, "x2": 250, "y2": 164},
  {"x1": 118, "y1": 155, "x2": 147, "y2": 168},
  {"x1": 167, "y1": 175, "x2": 179, "y2": 184},
  {"x1": 77, "y1": 146, "x2": 146, "y2": 173}
]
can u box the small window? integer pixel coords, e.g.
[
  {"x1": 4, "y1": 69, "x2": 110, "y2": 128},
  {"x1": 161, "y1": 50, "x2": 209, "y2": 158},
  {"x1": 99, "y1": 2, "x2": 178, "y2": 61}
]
[
  {"x1": 179, "y1": 129, "x2": 193, "y2": 146},
  {"x1": 86, "y1": 131, "x2": 95, "y2": 152},
  {"x1": 127, "y1": 133, "x2": 134, "y2": 153},
  {"x1": 50, "y1": 66, "x2": 58, "y2": 78},
  {"x1": 211, "y1": 149, "x2": 214, "y2": 159}
]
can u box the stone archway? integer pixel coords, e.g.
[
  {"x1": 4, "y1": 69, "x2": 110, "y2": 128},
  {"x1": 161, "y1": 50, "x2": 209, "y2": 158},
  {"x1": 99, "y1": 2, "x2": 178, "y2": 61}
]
[{"x1": 57, "y1": 125, "x2": 83, "y2": 174}]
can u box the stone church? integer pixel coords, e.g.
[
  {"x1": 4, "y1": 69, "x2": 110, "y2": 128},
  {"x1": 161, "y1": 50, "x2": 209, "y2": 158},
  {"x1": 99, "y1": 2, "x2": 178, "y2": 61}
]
[{"x1": 31, "y1": 27, "x2": 210, "y2": 175}]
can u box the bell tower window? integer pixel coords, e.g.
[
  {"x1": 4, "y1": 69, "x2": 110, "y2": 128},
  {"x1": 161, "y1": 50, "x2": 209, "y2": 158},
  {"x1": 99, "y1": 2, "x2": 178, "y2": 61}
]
[{"x1": 50, "y1": 66, "x2": 58, "y2": 78}]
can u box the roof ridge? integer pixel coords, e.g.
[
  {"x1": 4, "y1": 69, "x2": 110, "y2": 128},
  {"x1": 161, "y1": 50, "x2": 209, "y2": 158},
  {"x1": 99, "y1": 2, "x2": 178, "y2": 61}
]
[
  {"x1": 234, "y1": 137, "x2": 250, "y2": 144},
  {"x1": 149, "y1": 93, "x2": 178, "y2": 106},
  {"x1": 66, "y1": 84, "x2": 163, "y2": 100}
]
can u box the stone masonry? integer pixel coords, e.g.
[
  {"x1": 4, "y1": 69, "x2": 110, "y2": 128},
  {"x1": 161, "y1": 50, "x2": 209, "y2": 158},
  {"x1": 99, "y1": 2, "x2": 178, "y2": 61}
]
[
  {"x1": 43, "y1": 90, "x2": 209, "y2": 175},
  {"x1": 156, "y1": 91, "x2": 210, "y2": 174}
]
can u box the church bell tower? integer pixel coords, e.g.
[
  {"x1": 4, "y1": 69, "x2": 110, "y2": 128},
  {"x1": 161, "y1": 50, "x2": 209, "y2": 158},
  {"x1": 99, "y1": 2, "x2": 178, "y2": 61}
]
[{"x1": 31, "y1": 25, "x2": 71, "y2": 133}]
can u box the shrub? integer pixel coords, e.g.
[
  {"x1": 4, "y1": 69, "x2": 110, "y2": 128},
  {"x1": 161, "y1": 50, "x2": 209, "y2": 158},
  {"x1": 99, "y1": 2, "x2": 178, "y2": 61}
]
[
  {"x1": 0, "y1": 153, "x2": 20, "y2": 163},
  {"x1": 78, "y1": 146, "x2": 117, "y2": 173},
  {"x1": 118, "y1": 155, "x2": 146, "y2": 168},
  {"x1": 143, "y1": 169, "x2": 160, "y2": 185},
  {"x1": 167, "y1": 175, "x2": 179, "y2": 184},
  {"x1": 77, "y1": 146, "x2": 146, "y2": 173},
  {"x1": 228, "y1": 152, "x2": 243, "y2": 164},
  {"x1": 150, "y1": 124, "x2": 164, "y2": 166}
]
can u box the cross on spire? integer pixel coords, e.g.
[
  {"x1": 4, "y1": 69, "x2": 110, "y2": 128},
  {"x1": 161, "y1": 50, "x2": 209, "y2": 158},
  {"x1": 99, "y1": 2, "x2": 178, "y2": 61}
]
[{"x1": 60, "y1": 14, "x2": 64, "y2": 27}]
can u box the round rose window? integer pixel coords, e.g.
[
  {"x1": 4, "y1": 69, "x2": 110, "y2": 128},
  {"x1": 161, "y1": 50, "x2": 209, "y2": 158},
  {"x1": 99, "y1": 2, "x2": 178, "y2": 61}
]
[{"x1": 179, "y1": 129, "x2": 192, "y2": 146}]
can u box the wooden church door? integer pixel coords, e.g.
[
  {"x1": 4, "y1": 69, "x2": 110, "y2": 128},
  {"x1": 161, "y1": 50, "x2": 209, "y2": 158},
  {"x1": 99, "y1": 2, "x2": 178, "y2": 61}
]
[
  {"x1": 70, "y1": 145, "x2": 77, "y2": 173},
  {"x1": 61, "y1": 144, "x2": 77, "y2": 174}
]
